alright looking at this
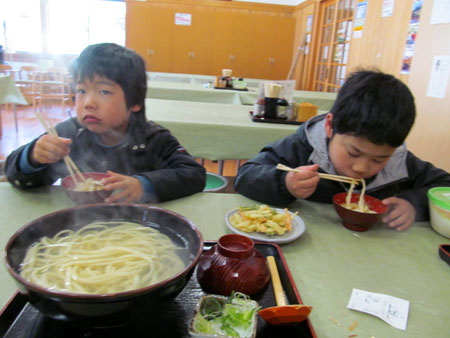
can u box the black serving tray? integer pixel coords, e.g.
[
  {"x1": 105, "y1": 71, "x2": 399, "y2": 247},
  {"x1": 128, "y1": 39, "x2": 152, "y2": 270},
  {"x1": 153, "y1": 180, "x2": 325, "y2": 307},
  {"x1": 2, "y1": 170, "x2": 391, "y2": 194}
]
[
  {"x1": 213, "y1": 86, "x2": 249, "y2": 91},
  {"x1": 439, "y1": 244, "x2": 450, "y2": 266},
  {"x1": 0, "y1": 241, "x2": 316, "y2": 338},
  {"x1": 249, "y1": 111, "x2": 303, "y2": 125}
]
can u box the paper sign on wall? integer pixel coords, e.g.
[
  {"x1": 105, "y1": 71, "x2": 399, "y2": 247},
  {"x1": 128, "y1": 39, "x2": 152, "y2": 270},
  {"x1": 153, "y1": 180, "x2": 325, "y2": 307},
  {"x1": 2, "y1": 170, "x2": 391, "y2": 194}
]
[
  {"x1": 382, "y1": 0, "x2": 395, "y2": 17},
  {"x1": 175, "y1": 13, "x2": 191, "y2": 26},
  {"x1": 430, "y1": 0, "x2": 450, "y2": 24},
  {"x1": 353, "y1": 0, "x2": 368, "y2": 39},
  {"x1": 427, "y1": 55, "x2": 450, "y2": 99}
]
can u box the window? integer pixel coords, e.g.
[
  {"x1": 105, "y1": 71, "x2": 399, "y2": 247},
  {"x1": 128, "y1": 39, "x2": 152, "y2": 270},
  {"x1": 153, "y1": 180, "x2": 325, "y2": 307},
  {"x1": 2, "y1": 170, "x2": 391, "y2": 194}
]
[
  {"x1": 0, "y1": 0, "x2": 42, "y2": 53},
  {"x1": 0, "y1": 0, "x2": 125, "y2": 55}
]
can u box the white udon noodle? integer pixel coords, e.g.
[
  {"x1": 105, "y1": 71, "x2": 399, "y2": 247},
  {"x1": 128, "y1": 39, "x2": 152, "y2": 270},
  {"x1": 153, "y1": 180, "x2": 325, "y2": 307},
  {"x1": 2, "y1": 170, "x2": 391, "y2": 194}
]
[
  {"x1": 343, "y1": 178, "x2": 376, "y2": 214},
  {"x1": 20, "y1": 221, "x2": 186, "y2": 294},
  {"x1": 73, "y1": 178, "x2": 104, "y2": 192}
]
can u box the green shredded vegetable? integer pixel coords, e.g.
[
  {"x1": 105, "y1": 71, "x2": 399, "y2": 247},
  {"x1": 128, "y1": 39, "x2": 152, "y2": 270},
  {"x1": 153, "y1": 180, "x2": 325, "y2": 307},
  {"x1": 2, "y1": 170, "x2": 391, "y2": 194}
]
[{"x1": 193, "y1": 292, "x2": 260, "y2": 337}]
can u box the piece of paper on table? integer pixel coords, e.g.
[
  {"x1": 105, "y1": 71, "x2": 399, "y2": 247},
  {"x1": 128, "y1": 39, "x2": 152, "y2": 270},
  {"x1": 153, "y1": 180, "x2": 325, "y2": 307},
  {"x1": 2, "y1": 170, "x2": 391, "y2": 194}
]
[{"x1": 347, "y1": 288, "x2": 409, "y2": 330}]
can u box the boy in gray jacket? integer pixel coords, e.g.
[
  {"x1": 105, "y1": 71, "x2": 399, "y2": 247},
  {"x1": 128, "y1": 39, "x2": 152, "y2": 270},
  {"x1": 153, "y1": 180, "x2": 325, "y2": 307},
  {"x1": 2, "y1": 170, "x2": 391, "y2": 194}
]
[
  {"x1": 6, "y1": 43, "x2": 206, "y2": 202},
  {"x1": 234, "y1": 69, "x2": 450, "y2": 231}
]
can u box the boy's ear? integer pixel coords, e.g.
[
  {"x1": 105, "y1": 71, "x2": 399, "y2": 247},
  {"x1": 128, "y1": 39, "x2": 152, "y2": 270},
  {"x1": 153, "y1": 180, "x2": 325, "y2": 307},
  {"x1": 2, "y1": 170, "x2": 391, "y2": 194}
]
[
  {"x1": 130, "y1": 104, "x2": 141, "y2": 112},
  {"x1": 325, "y1": 113, "x2": 333, "y2": 138}
]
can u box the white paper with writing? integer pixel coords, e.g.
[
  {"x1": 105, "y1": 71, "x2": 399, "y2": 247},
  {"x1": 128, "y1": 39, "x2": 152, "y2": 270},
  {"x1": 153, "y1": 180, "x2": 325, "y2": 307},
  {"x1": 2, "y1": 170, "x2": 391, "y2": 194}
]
[
  {"x1": 347, "y1": 288, "x2": 409, "y2": 330},
  {"x1": 427, "y1": 55, "x2": 450, "y2": 99}
]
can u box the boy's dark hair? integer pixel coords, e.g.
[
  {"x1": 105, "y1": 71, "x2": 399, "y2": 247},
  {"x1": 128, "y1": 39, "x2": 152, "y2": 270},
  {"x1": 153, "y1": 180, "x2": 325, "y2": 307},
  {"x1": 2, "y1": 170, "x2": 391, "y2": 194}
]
[
  {"x1": 70, "y1": 43, "x2": 147, "y2": 120},
  {"x1": 330, "y1": 69, "x2": 416, "y2": 147}
]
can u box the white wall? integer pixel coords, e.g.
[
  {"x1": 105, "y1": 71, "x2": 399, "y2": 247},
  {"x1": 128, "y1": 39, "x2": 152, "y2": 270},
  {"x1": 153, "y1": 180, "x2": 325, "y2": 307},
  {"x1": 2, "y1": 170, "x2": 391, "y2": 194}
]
[{"x1": 233, "y1": 0, "x2": 304, "y2": 5}]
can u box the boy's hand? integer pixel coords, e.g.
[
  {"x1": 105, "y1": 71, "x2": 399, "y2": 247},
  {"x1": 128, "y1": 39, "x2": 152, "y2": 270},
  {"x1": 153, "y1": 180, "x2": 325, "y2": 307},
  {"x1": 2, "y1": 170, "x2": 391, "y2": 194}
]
[
  {"x1": 284, "y1": 164, "x2": 320, "y2": 199},
  {"x1": 31, "y1": 135, "x2": 72, "y2": 166},
  {"x1": 102, "y1": 171, "x2": 143, "y2": 203},
  {"x1": 382, "y1": 197, "x2": 416, "y2": 231}
]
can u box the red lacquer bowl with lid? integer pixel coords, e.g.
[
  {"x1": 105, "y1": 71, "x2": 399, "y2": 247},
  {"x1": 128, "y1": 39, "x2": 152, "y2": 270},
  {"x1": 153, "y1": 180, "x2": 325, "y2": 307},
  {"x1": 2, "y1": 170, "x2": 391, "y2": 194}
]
[{"x1": 196, "y1": 234, "x2": 270, "y2": 296}]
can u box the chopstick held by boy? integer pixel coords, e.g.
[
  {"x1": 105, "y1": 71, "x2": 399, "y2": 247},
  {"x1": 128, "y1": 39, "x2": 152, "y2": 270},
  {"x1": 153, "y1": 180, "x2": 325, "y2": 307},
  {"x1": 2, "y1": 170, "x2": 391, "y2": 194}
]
[
  {"x1": 234, "y1": 69, "x2": 450, "y2": 231},
  {"x1": 5, "y1": 43, "x2": 206, "y2": 203}
]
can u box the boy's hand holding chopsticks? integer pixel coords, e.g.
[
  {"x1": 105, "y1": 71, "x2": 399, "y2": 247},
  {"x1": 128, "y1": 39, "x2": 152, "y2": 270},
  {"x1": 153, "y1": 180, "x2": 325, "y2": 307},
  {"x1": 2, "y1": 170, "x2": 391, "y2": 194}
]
[
  {"x1": 276, "y1": 163, "x2": 362, "y2": 200},
  {"x1": 278, "y1": 163, "x2": 321, "y2": 199},
  {"x1": 31, "y1": 134, "x2": 72, "y2": 166}
]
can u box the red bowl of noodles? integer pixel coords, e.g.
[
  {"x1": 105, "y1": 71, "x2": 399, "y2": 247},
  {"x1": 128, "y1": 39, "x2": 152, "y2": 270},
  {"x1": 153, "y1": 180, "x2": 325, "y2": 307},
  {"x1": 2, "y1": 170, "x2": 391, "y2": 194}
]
[
  {"x1": 4, "y1": 203, "x2": 204, "y2": 327},
  {"x1": 333, "y1": 192, "x2": 388, "y2": 232},
  {"x1": 61, "y1": 172, "x2": 112, "y2": 204}
]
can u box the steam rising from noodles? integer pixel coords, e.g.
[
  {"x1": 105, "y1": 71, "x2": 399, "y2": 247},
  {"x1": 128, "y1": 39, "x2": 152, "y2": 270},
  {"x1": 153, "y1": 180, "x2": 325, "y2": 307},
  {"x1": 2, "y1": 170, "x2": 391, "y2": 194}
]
[{"x1": 20, "y1": 221, "x2": 186, "y2": 294}]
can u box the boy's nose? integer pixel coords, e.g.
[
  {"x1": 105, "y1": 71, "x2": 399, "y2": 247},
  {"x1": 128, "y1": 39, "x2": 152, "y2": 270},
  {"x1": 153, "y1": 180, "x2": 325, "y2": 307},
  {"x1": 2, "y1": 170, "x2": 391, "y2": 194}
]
[
  {"x1": 351, "y1": 159, "x2": 370, "y2": 176},
  {"x1": 83, "y1": 94, "x2": 97, "y2": 109}
]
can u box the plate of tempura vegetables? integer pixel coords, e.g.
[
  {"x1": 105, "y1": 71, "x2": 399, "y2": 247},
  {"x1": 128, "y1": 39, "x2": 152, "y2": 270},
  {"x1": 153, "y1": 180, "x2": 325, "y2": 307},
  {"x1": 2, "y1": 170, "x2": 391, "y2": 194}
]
[{"x1": 225, "y1": 204, "x2": 305, "y2": 244}]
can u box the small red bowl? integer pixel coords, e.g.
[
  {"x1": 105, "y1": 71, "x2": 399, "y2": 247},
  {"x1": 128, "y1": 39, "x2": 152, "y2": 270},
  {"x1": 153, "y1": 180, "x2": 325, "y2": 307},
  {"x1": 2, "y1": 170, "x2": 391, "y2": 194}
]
[
  {"x1": 333, "y1": 192, "x2": 388, "y2": 232},
  {"x1": 61, "y1": 172, "x2": 112, "y2": 204},
  {"x1": 196, "y1": 234, "x2": 270, "y2": 296}
]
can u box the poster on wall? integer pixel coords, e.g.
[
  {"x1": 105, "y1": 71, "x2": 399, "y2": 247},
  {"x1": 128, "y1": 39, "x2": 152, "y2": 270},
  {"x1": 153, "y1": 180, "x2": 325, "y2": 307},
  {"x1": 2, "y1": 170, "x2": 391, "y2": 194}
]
[
  {"x1": 353, "y1": 0, "x2": 368, "y2": 39},
  {"x1": 400, "y1": 0, "x2": 423, "y2": 74},
  {"x1": 426, "y1": 55, "x2": 450, "y2": 99},
  {"x1": 175, "y1": 13, "x2": 192, "y2": 26},
  {"x1": 430, "y1": 0, "x2": 450, "y2": 24},
  {"x1": 382, "y1": 0, "x2": 395, "y2": 17}
]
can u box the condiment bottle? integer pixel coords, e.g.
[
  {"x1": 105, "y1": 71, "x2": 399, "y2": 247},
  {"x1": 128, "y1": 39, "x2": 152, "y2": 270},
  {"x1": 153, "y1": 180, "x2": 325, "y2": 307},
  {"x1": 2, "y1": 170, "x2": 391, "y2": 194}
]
[
  {"x1": 287, "y1": 98, "x2": 296, "y2": 120},
  {"x1": 253, "y1": 97, "x2": 265, "y2": 118},
  {"x1": 276, "y1": 98, "x2": 289, "y2": 120}
]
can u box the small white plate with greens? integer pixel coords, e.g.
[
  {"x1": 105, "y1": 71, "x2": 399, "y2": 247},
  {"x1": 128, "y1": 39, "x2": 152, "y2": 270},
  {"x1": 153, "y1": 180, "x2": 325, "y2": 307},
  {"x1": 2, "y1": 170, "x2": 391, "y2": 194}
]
[{"x1": 189, "y1": 292, "x2": 259, "y2": 338}]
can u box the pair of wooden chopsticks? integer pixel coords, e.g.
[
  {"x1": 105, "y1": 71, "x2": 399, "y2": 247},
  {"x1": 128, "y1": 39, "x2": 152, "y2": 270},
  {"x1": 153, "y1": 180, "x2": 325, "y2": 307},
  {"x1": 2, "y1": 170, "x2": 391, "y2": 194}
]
[
  {"x1": 276, "y1": 164, "x2": 361, "y2": 185},
  {"x1": 35, "y1": 112, "x2": 87, "y2": 185}
]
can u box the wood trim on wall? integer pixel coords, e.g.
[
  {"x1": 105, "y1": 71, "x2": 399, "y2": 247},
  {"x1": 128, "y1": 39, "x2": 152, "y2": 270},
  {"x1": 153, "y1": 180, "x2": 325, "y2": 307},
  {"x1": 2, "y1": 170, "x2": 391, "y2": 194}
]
[
  {"x1": 291, "y1": 0, "x2": 319, "y2": 89},
  {"x1": 128, "y1": 0, "x2": 295, "y2": 15}
]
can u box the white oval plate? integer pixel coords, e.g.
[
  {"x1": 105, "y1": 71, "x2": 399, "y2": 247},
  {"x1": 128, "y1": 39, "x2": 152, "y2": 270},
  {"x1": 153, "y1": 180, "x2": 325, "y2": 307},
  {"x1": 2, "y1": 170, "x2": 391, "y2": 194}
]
[{"x1": 225, "y1": 208, "x2": 306, "y2": 245}]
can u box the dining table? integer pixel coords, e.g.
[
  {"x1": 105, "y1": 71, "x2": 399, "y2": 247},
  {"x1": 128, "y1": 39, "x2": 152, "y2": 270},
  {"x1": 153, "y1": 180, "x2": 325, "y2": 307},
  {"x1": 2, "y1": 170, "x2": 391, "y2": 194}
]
[
  {"x1": 147, "y1": 72, "x2": 269, "y2": 89},
  {"x1": 145, "y1": 98, "x2": 316, "y2": 161},
  {"x1": 0, "y1": 75, "x2": 28, "y2": 137},
  {"x1": 146, "y1": 80, "x2": 337, "y2": 110},
  {"x1": 0, "y1": 183, "x2": 448, "y2": 337},
  {"x1": 147, "y1": 80, "x2": 243, "y2": 105},
  {"x1": 147, "y1": 72, "x2": 217, "y2": 85}
]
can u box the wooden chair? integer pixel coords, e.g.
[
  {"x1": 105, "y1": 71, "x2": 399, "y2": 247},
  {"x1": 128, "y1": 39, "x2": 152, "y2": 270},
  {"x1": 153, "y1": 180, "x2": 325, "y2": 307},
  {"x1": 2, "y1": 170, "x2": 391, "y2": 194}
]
[
  {"x1": 0, "y1": 64, "x2": 12, "y2": 76},
  {"x1": 35, "y1": 67, "x2": 73, "y2": 116}
]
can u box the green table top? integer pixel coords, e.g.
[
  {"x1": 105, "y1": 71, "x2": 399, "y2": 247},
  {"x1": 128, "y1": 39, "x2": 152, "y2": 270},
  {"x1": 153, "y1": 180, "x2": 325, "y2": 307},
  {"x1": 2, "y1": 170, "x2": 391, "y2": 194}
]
[
  {"x1": 147, "y1": 80, "x2": 243, "y2": 105},
  {"x1": 146, "y1": 80, "x2": 337, "y2": 109},
  {"x1": 147, "y1": 72, "x2": 217, "y2": 85},
  {"x1": 0, "y1": 183, "x2": 448, "y2": 337},
  {"x1": 145, "y1": 98, "x2": 300, "y2": 160}
]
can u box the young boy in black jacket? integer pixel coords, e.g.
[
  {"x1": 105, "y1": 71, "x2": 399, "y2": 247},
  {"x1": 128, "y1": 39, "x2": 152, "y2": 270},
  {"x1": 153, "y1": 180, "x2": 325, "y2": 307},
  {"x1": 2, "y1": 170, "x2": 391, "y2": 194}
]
[
  {"x1": 6, "y1": 43, "x2": 206, "y2": 203},
  {"x1": 234, "y1": 69, "x2": 450, "y2": 231}
]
